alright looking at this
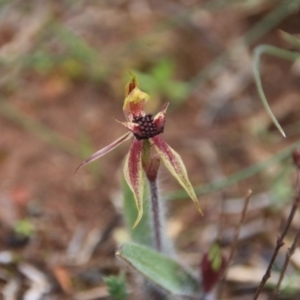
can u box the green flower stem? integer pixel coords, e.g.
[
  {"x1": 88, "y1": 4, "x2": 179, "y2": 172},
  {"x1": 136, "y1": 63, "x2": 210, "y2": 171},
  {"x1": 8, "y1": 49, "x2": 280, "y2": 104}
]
[{"x1": 149, "y1": 179, "x2": 163, "y2": 252}]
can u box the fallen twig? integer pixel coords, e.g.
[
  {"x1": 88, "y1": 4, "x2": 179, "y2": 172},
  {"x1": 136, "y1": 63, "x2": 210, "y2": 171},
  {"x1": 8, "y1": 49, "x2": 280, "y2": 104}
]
[
  {"x1": 273, "y1": 225, "x2": 300, "y2": 297},
  {"x1": 218, "y1": 189, "x2": 252, "y2": 299},
  {"x1": 273, "y1": 150, "x2": 300, "y2": 296},
  {"x1": 227, "y1": 189, "x2": 252, "y2": 266}
]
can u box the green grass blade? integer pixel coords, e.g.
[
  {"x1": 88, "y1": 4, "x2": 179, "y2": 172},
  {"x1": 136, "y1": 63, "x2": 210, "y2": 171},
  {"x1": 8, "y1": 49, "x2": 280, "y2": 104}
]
[
  {"x1": 253, "y1": 45, "x2": 300, "y2": 137},
  {"x1": 279, "y1": 30, "x2": 300, "y2": 50}
]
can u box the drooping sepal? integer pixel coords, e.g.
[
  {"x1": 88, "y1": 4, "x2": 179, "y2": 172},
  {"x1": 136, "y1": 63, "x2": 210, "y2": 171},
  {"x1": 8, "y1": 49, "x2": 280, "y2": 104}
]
[
  {"x1": 75, "y1": 132, "x2": 132, "y2": 174},
  {"x1": 123, "y1": 139, "x2": 144, "y2": 228},
  {"x1": 151, "y1": 135, "x2": 203, "y2": 215}
]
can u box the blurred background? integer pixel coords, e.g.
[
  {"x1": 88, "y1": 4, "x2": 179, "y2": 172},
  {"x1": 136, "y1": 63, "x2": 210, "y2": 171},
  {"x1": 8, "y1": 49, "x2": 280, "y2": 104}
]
[{"x1": 0, "y1": 0, "x2": 300, "y2": 299}]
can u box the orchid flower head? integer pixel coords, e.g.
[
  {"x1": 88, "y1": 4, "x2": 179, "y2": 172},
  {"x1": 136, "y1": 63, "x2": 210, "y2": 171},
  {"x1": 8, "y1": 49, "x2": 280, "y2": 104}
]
[{"x1": 76, "y1": 74, "x2": 203, "y2": 228}]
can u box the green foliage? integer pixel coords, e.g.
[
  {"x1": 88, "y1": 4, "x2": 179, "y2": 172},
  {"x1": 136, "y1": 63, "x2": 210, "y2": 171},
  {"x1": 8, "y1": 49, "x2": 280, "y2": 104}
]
[
  {"x1": 0, "y1": 0, "x2": 10, "y2": 7},
  {"x1": 52, "y1": 23, "x2": 98, "y2": 62},
  {"x1": 104, "y1": 272, "x2": 128, "y2": 300},
  {"x1": 264, "y1": 272, "x2": 299, "y2": 297},
  {"x1": 117, "y1": 242, "x2": 201, "y2": 297},
  {"x1": 23, "y1": 51, "x2": 55, "y2": 75},
  {"x1": 51, "y1": 23, "x2": 105, "y2": 81},
  {"x1": 278, "y1": 272, "x2": 300, "y2": 297},
  {"x1": 135, "y1": 59, "x2": 189, "y2": 105},
  {"x1": 24, "y1": 50, "x2": 88, "y2": 80},
  {"x1": 269, "y1": 168, "x2": 293, "y2": 209},
  {"x1": 14, "y1": 219, "x2": 35, "y2": 237},
  {"x1": 22, "y1": 21, "x2": 104, "y2": 81},
  {"x1": 208, "y1": 242, "x2": 222, "y2": 272}
]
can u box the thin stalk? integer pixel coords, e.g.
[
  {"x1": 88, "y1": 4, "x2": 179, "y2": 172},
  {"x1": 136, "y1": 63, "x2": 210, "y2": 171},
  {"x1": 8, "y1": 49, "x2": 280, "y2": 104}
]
[
  {"x1": 218, "y1": 190, "x2": 252, "y2": 299},
  {"x1": 273, "y1": 226, "x2": 300, "y2": 297},
  {"x1": 227, "y1": 189, "x2": 252, "y2": 266},
  {"x1": 149, "y1": 179, "x2": 163, "y2": 252},
  {"x1": 253, "y1": 188, "x2": 300, "y2": 299},
  {"x1": 273, "y1": 169, "x2": 300, "y2": 296}
]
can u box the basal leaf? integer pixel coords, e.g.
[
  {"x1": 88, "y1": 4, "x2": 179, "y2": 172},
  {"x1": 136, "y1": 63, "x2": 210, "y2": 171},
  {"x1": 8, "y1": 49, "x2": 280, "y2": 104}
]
[{"x1": 116, "y1": 243, "x2": 201, "y2": 297}]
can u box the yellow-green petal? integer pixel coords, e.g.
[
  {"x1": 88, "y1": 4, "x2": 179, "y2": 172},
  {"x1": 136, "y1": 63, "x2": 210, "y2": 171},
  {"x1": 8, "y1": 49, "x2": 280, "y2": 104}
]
[
  {"x1": 123, "y1": 88, "x2": 150, "y2": 121},
  {"x1": 151, "y1": 135, "x2": 203, "y2": 215},
  {"x1": 125, "y1": 73, "x2": 138, "y2": 96}
]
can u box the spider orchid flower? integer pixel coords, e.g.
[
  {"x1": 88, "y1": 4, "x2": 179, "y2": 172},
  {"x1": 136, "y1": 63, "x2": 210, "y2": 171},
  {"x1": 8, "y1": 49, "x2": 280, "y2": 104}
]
[{"x1": 76, "y1": 75, "x2": 202, "y2": 228}]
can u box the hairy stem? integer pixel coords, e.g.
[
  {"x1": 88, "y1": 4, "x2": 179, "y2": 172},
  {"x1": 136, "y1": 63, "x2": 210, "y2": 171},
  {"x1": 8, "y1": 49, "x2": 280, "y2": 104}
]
[
  {"x1": 147, "y1": 179, "x2": 169, "y2": 300},
  {"x1": 149, "y1": 180, "x2": 163, "y2": 252}
]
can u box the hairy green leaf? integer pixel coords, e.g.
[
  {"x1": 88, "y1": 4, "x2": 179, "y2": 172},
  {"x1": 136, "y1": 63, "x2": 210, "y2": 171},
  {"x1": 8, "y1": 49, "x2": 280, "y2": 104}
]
[{"x1": 116, "y1": 243, "x2": 201, "y2": 297}]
